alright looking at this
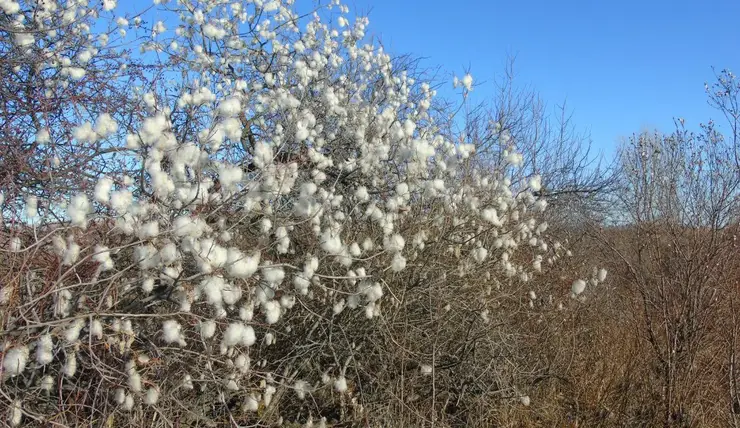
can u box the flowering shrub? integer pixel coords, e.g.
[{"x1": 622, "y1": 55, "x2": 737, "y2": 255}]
[{"x1": 0, "y1": 0, "x2": 592, "y2": 425}]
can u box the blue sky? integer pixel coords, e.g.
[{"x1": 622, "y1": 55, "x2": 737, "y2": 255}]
[{"x1": 350, "y1": 0, "x2": 740, "y2": 159}]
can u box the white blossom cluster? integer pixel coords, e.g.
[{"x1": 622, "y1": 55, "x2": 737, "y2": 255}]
[{"x1": 0, "y1": 0, "x2": 577, "y2": 424}]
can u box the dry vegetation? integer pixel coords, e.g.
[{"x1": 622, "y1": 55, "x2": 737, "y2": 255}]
[{"x1": 1, "y1": 1, "x2": 740, "y2": 427}]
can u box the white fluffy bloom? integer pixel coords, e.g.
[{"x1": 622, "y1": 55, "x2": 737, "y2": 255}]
[
  {"x1": 217, "y1": 97, "x2": 241, "y2": 117},
  {"x1": 54, "y1": 289, "x2": 72, "y2": 317},
  {"x1": 225, "y1": 377, "x2": 239, "y2": 391},
  {"x1": 93, "y1": 245, "x2": 114, "y2": 271},
  {"x1": 239, "y1": 305, "x2": 253, "y2": 321},
  {"x1": 260, "y1": 217, "x2": 272, "y2": 234},
  {"x1": 144, "y1": 387, "x2": 160, "y2": 405},
  {"x1": 67, "y1": 194, "x2": 90, "y2": 228},
  {"x1": 262, "y1": 300, "x2": 281, "y2": 324},
  {"x1": 77, "y1": 49, "x2": 93, "y2": 63},
  {"x1": 90, "y1": 319, "x2": 103, "y2": 339},
  {"x1": 355, "y1": 186, "x2": 369, "y2": 202},
  {"x1": 152, "y1": 20, "x2": 166, "y2": 35},
  {"x1": 598, "y1": 268, "x2": 608, "y2": 282},
  {"x1": 114, "y1": 388, "x2": 126, "y2": 404},
  {"x1": 182, "y1": 374, "x2": 194, "y2": 389},
  {"x1": 461, "y1": 73, "x2": 473, "y2": 91},
  {"x1": 390, "y1": 253, "x2": 407, "y2": 272},
  {"x1": 51, "y1": 235, "x2": 66, "y2": 256},
  {"x1": 94, "y1": 177, "x2": 114, "y2": 203},
  {"x1": 66, "y1": 67, "x2": 86, "y2": 80},
  {"x1": 383, "y1": 234, "x2": 405, "y2": 253},
  {"x1": 261, "y1": 265, "x2": 285, "y2": 285},
  {"x1": 94, "y1": 113, "x2": 118, "y2": 137},
  {"x1": 221, "y1": 281, "x2": 242, "y2": 306},
  {"x1": 294, "y1": 380, "x2": 310, "y2": 399},
  {"x1": 280, "y1": 295, "x2": 296, "y2": 311},
  {"x1": 218, "y1": 163, "x2": 243, "y2": 190},
  {"x1": 263, "y1": 0, "x2": 279, "y2": 11},
  {"x1": 506, "y1": 151, "x2": 523, "y2": 167},
  {"x1": 320, "y1": 229, "x2": 343, "y2": 254},
  {"x1": 62, "y1": 238, "x2": 80, "y2": 266},
  {"x1": 137, "y1": 221, "x2": 159, "y2": 239},
  {"x1": 226, "y1": 249, "x2": 259, "y2": 278},
  {"x1": 65, "y1": 319, "x2": 85, "y2": 343},
  {"x1": 35, "y1": 129, "x2": 50, "y2": 143},
  {"x1": 36, "y1": 334, "x2": 54, "y2": 365},
  {"x1": 40, "y1": 375, "x2": 54, "y2": 392},
  {"x1": 241, "y1": 325, "x2": 256, "y2": 347},
  {"x1": 529, "y1": 175, "x2": 542, "y2": 192},
  {"x1": 14, "y1": 32, "x2": 34, "y2": 47},
  {"x1": 203, "y1": 23, "x2": 226, "y2": 39},
  {"x1": 162, "y1": 320, "x2": 185, "y2": 345},
  {"x1": 360, "y1": 282, "x2": 383, "y2": 302},
  {"x1": 244, "y1": 394, "x2": 259, "y2": 412},
  {"x1": 222, "y1": 322, "x2": 255, "y2": 348},
  {"x1": 122, "y1": 394, "x2": 134, "y2": 411},
  {"x1": 473, "y1": 247, "x2": 488, "y2": 263},
  {"x1": 571, "y1": 279, "x2": 587, "y2": 295},
  {"x1": 294, "y1": 274, "x2": 310, "y2": 295},
  {"x1": 73, "y1": 123, "x2": 96, "y2": 143},
  {"x1": 158, "y1": 242, "x2": 179, "y2": 265},
  {"x1": 25, "y1": 195, "x2": 38, "y2": 218},
  {"x1": 172, "y1": 215, "x2": 206, "y2": 238},
  {"x1": 126, "y1": 361, "x2": 142, "y2": 392},
  {"x1": 2, "y1": 346, "x2": 28, "y2": 377},
  {"x1": 333, "y1": 299, "x2": 346, "y2": 315},
  {"x1": 334, "y1": 376, "x2": 348, "y2": 393},
  {"x1": 349, "y1": 242, "x2": 362, "y2": 257},
  {"x1": 140, "y1": 277, "x2": 155, "y2": 294},
  {"x1": 197, "y1": 276, "x2": 226, "y2": 307},
  {"x1": 0, "y1": 0, "x2": 20, "y2": 15},
  {"x1": 63, "y1": 352, "x2": 77, "y2": 377},
  {"x1": 110, "y1": 190, "x2": 133, "y2": 213},
  {"x1": 275, "y1": 226, "x2": 290, "y2": 253},
  {"x1": 200, "y1": 320, "x2": 216, "y2": 339},
  {"x1": 196, "y1": 239, "x2": 228, "y2": 272}
]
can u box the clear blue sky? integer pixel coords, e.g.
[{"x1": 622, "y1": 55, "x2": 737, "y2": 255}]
[{"x1": 350, "y1": 0, "x2": 740, "y2": 159}]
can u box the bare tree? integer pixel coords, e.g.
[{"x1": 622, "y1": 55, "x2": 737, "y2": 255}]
[
  {"x1": 0, "y1": 3, "x2": 148, "y2": 227},
  {"x1": 452, "y1": 58, "x2": 617, "y2": 230},
  {"x1": 600, "y1": 84, "x2": 740, "y2": 424}
]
